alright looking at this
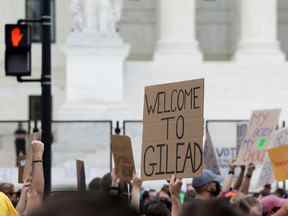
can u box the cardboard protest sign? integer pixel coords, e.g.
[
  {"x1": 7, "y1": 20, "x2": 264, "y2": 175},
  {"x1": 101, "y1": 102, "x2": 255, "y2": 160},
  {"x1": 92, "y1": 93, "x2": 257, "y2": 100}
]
[
  {"x1": 237, "y1": 109, "x2": 280, "y2": 165},
  {"x1": 141, "y1": 79, "x2": 204, "y2": 180},
  {"x1": 203, "y1": 127, "x2": 220, "y2": 175},
  {"x1": 112, "y1": 135, "x2": 135, "y2": 182},
  {"x1": 236, "y1": 122, "x2": 248, "y2": 156},
  {"x1": 257, "y1": 156, "x2": 275, "y2": 189},
  {"x1": 257, "y1": 128, "x2": 288, "y2": 189},
  {"x1": 268, "y1": 145, "x2": 288, "y2": 181},
  {"x1": 208, "y1": 122, "x2": 239, "y2": 175},
  {"x1": 272, "y1": 128, "x2": 288, "y2": 147},
  {"x1": 76, "y1": 160, "x2": 86, "y2": 192}
]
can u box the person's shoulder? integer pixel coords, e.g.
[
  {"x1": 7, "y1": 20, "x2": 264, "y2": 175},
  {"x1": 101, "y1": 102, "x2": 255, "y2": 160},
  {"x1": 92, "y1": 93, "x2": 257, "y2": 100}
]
[
  {"x1": 0, "y1": 192, "x2": 9, "y2": 200},
  {"x1": 0, "y1": 193, "x2": 11, "y2": 213},
  {"x1": 0, "y1": 192, "x2": 18, "y2": 216}
]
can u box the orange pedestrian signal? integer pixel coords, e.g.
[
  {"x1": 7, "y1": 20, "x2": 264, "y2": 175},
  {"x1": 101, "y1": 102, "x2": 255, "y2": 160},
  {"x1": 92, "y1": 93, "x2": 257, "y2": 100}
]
[
  {"x1": 5, "y1": 24, "x2": 31, "y2": 76},
  {"x1": 5, "y1": 24, "x2": 30, "y2": 49},
  {"x1": 11, "y1": 27, "x2": 24, "y2": 47}
]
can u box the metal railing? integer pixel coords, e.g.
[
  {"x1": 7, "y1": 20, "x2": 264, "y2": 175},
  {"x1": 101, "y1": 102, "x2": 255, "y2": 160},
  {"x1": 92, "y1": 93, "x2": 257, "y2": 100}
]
[
  {"x1": 0, "y1": 119, "x2": 287, "y2": 190},
  {"x1": 0, "y1": 120, "x2": 113, "y2": 188}
]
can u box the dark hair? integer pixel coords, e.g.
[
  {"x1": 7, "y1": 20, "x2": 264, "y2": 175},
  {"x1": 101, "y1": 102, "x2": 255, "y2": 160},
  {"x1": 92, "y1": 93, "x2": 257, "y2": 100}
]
[
  {"x1": 160, "y1": 185, "x2": 171, "y2": 197},
  {"x1": 182, "y1": 199, "x2": 245, "y2": 216},
  {"x1": 101, "y1": 173, "x2": 129, "y2": 198},
  {"x1": 101, "y1": 173, "x2": 113, "y2": 193},
  {"x1": 264, "y1": 184, "x2": 271, "y2": 189},
  {"x1": 29, "y1": 192, "x2": 140, "y2": 216},
  {"x1": 211, "y1": 181, "x2": 221, "y2": 197},
  {"x1": 274, "y1": 188, "x2": 286, "y2": 198},
  {"x1": 144, "y1": 198, "x2": 171, "y2": 216},
  {"x1": 260, "y1": 190, "x2": 270, "y2": 197},
  {"x1": 88, "y1": 177, "x2": 102, "y2": 191},
  {"x1": 142, "y1": 191, "x2": 150, "y2": 200}
]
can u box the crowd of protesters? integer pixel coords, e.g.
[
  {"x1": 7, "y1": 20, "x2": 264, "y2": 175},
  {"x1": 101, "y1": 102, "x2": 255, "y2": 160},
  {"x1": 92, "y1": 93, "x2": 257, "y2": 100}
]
[{"x1": 1, "y1": 139, "x2": 288, "y2": 216}]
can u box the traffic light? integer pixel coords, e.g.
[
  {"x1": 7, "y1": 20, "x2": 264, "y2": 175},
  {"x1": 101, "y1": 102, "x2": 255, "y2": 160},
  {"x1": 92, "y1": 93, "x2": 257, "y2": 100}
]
[{"x1": 5, "y1": 24, "x2": 31, "y2": 76}]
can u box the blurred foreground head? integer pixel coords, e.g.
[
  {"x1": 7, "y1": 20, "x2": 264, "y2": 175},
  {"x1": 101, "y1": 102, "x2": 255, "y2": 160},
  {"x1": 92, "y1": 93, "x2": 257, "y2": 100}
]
[
  {"x1": 29, "y1": 192, "x2": 139, "y2": 216},
  {"x1": 182, "y1": 199, "x2": 245, "y2": 216},
  {"x1": 231, "y1": 194, "x2": 262, "y2": 216},
  {"x1": 88, "y1": 177, "x2": 102, "y2": 191}
]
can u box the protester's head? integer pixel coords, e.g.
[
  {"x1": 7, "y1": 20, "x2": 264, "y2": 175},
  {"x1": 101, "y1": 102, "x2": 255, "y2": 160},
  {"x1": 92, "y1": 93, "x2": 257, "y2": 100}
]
[
  {"x1": 144, "y1": 198, "x2": 171, "y2": 216},
  {"x1": 88, "y1": 177, "x2": 102, "y2": 191},
  {"x1": 149, "y1": 189, "x2": 157, "y2": 199},
  {"x1": 231, "y1": 194, "x2": 262, "y2": 216},
  {"x1": 274, "y1": 188, "x2": 286, "y2": 198},
  {"x1": 141, "y1": 190, "x2": 151, "y2": 211},
  {"x1": 160, "y1": 185, "x2": 170, "y2": 196},
  {"x1": 101, "y1": 172, "x2": 129, "y2": 197},
  {"x1": 142, "y1": 190, "x2": 150, "y2": 202},
  {"x1": 264, "y1": 184, "x2": 271, "y2": 192},
  {"x1": 211, "y1": 180, "x2": 222, "y2": 197},
  {"x1": 101, "y1": 173, "x2": 112, "y2": 193},
  {"x1": 259, "y1": 184, "x2": 271, "y2": 198},
  {"x1": 182, "y1": 199, "x2": 244, "y2": 216},
  {"x1": 192, "y1": 169, "x2": 223, "y2": 199},
  {"x1": 158, "y1": 184, "x2": 171, "y2": 208},
  {"x1": 0, "y1": 183, "x2": 16, "y2": 205},
  {"x1": 29, "y1": 192, "x2": 139, "y2": 216}
]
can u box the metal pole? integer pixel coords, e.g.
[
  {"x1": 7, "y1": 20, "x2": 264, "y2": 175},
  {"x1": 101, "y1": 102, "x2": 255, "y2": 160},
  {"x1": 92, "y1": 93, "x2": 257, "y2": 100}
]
[
  {"x1": 283, "y1": 121, "x2": 286, "y2": 191},
  {"x1": 41, "y1": 0, "x2": 52, "y2": 194}
]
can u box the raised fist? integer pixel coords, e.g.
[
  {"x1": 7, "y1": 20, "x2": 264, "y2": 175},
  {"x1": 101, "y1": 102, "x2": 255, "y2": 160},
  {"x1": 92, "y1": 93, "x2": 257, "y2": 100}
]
[
  {"x1": 32, "y1": 140, "x2": 44, "y2": 160},
  {"x1": 228, "y1": 159, "x2": 237, "y2": 171},
  {"x1": 246, "y1": 163, "x2": 256, "y2": 176},
  {"x1": 169, "y1": 175, "x2": 182, "y2": 197},
  {"x1": 132, "y1": 175, "x2": 142, "y2": 190}
]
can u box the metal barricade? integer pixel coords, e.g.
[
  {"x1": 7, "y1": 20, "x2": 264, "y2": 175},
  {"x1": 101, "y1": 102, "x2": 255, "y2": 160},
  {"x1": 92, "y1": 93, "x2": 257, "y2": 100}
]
[{"x1": 0, "y1": 120, "x2": 113, "y2": 190}]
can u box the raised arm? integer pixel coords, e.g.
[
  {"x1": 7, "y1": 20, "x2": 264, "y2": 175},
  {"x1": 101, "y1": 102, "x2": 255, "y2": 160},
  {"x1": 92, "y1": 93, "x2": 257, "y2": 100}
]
[
  {"x1": 239, "y1": 163, "x2": 255, "y2": 194},
  {"x1": 233, "y1": 165, "x2": 246, "y2": 191},
  {"x1": 169, "y1": 175, "x2": 183, "y2": 216},
  {"x1": 131, "y1": 175, "x2": 142, "y2": 211},
  {"x1": 16, "y1": 180, "x2": 30, "y2": 215},
  {"x1": 24, "y1": 140, "x2": 45, "y2": 214},
  {"x1": 31, "y1": 140, "x2": 44, "y2": 197},
  {"x1": 222, "y1": 160, "x2": 236, "y2": 192}
]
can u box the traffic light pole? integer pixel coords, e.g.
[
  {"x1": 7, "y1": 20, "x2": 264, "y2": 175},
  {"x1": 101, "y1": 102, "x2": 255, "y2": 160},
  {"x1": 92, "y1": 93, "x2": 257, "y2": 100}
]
[
  {"x1": 15, "y1": 0, "x2": 52, "y2": 194},
  {"x1": 41, "y1": 0, "x2": 52, "y2": 194}
]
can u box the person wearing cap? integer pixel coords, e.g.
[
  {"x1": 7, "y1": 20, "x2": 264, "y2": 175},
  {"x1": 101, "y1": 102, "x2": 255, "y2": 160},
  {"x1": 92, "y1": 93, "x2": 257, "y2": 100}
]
[{"x1": 192, "y1": 169, "x2": 223, "y2": 200}]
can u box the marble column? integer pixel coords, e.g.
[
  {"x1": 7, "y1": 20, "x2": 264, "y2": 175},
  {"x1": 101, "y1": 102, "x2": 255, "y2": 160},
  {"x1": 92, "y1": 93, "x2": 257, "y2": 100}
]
[
  {"x1": 154, "y1": 0, "x2": 202, "y2": 61},
  {"x1": 85, "y1": 0, "x2": 98, "y2": 31},
  {"x1": 234, "y1": 0, "x2": 285, "y2": 63}
]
